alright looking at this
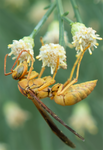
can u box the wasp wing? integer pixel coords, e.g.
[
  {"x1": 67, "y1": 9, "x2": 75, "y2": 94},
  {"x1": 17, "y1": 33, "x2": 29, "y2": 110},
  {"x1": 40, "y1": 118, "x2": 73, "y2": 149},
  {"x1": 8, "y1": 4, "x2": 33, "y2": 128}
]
[
  {"x1": 28, "y1": 89, "x2": 84, "y2": 141},
  {"x1": 27, "y1": 89, "x2": 75, "y2": 148}
]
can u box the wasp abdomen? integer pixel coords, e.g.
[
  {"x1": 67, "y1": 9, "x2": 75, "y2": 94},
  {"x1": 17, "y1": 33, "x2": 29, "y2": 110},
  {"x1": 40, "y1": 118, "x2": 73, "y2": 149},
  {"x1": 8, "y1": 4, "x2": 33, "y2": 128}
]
[{"x1": 54, "y1": 80, "x2": 97, "y2": 106}]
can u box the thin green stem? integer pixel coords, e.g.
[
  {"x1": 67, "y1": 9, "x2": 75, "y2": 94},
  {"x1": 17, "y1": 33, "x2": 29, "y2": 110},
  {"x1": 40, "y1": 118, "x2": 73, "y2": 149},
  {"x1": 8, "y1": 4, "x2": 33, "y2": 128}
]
[
  {"x1": 62, "y1": 16, "x2": 74, "y2": 24},
  {"x1": 70, "y1": 0, "x2": 82, "y2": 23},
  {"x1": 56, "y1": 0, "x2": 64, "y2": 47},
  {"x1": 29, "y1": 2, "x2": 56, "y2": 38}
]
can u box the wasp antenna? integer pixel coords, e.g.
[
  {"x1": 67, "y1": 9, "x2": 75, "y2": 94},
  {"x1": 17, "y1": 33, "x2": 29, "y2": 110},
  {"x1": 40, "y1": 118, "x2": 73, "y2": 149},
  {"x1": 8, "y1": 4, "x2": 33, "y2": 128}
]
[{"x1": 4, "y1": 54, "x2": 12, "y2": 76}]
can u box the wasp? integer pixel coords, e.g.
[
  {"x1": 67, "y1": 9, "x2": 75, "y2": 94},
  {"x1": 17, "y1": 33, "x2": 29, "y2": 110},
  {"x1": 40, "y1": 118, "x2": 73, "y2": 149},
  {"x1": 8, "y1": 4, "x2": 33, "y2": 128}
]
[{"x1": 4, "y1": 44, "x2": 97, "y2": 148}]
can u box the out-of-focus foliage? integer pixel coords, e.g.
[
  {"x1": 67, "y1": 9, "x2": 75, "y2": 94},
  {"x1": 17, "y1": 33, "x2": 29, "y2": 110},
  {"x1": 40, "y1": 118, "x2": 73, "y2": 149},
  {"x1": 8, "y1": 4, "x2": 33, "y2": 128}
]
[{"x1": 0, "y1": 0, "x2": 103, "y2": 150}]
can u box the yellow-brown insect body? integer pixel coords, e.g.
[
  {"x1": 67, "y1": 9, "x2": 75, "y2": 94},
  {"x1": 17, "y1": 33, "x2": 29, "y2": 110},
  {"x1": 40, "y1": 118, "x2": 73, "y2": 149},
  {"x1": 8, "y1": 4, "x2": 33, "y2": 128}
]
[
  {"x1": 4, "y1": 47, "x2": 98, "y2": 148},
  {"x1": 18, "y1": 77, "x2": 51, "y2": 99},
  {"x1": 12, "y1": 61, "x2": 28, "y2": 80},
  {"x1": 51, "y1": 80, "x2": 97, "y2": 106},
  {"x1": 7, "y1": 52, "x2": 52, "y2": 100}
]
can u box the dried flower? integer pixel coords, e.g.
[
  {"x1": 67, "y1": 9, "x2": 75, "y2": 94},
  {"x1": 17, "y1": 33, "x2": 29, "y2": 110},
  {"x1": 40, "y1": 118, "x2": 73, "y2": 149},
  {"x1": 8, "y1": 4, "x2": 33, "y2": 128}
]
[
  {"x1": 68, "y1": 102, "x2": 98, "y2": 137},
  {"x1": 71, "y1": 22, "x2": 102, "y2": 56},
  {"x1": 36, "y1": 43, "x2": 67, "y2": 74},
  {"x1": 8, "y1": 36, "x2": 35, "y2": 64},
  {"x1": 3, "y1": 101, "x2": 31, "y2": 128}
]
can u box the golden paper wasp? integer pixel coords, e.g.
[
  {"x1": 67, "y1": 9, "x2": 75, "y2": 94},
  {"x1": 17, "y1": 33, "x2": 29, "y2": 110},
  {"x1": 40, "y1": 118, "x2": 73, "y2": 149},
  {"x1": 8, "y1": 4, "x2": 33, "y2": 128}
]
[{"x1": 4, "y1": 44, "x2": 97, "y2": 148}]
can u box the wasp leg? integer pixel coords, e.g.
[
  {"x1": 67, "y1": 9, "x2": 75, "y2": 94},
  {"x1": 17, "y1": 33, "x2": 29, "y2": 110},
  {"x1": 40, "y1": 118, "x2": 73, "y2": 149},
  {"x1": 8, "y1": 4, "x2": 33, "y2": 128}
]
[
  {"x1": 37, "y1": 37, "x2": 45, "y2": 78},
  {"x1": 57, "y1": 78, "x2": 78, "y2": 96},
  {"x1": 64, "y1": 44, "x2": 91, "y2": 88},
  {"x1": 57, "y1": 54, "x2": 82, "y2": 95},
  {"x1": 26, "y1": 51, "x2": 34, "y2": 80},
  {"x1": 53, "y1": 56, "x2": 59, "y2": 80},
  {"x1": 63, "y1": 54, "x2": 80, "y2": 87},
  {"x1": 38, "y1": 79, "x2": 55, "y2": 91},
  {"x1": 40, "y1": 37, "x2": 45, "y2": 46},
  {"x1": 38, "y1": 67, "x2": 45, "y2": 78},
  {"x1": 27, "y1": 71, "x2": 39, "y2": 80},
  {"x1": 57, "y1": 45, "x2": 91, "y2": 95},
  {"x1": 38, "y1": 56, "x2": 59, "y2": 91}
]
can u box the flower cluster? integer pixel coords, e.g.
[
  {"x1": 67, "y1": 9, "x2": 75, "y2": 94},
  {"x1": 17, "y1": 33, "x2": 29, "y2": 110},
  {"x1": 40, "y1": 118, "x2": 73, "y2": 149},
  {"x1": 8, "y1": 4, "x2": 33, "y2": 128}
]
[
  {"x1": 7, "y1": 22, "x2": 102, "y2": 75},
  {"x1": 8, "y1": 36, "x2": 35, "y2": 64},
  {"x1": 71, "y1": 22, "x2": 102, "y2": 56},
  {"x1": 36, "y1": 43, "x2": 67, "y2": 74}
]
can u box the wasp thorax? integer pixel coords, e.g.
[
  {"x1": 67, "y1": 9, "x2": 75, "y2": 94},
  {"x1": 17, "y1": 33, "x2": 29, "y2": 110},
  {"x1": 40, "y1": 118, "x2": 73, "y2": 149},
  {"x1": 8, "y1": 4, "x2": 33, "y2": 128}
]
[{"x1": 12, "y1": 62, "x2": 28, "y2": 80}]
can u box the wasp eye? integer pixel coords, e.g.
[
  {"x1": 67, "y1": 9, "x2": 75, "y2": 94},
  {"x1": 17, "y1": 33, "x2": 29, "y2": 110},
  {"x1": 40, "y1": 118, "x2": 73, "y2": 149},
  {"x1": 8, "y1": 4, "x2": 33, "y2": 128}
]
[{"x1": 12, "y1": 65, "x2": 24, "y2": 80}]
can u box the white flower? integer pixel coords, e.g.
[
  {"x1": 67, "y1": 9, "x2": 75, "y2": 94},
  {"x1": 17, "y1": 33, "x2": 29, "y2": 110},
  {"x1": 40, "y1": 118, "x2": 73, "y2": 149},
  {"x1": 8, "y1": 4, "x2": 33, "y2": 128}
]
[
  {"x1": 3, "y1": 101, "x2": 31, "y2": 128},
  {"x1": 71, "y1": 22, "x2": 102, "y2": 56},
  {"x1": 8, "y1": 36, "x2": 35, "y2": 64},
  {"x1": 36, "y1": 43, "x2": 67, "y2": 74},
  {"x1": 68, "y1": 102, "x2": 98, "y2": 137}
]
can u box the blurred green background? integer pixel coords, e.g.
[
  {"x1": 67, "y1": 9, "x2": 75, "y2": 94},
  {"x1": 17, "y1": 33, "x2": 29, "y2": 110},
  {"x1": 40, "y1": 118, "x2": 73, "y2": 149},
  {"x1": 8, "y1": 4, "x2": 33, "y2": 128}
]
[{"x1": 0, "y1": 0, "x2": 103, "y2": 150}]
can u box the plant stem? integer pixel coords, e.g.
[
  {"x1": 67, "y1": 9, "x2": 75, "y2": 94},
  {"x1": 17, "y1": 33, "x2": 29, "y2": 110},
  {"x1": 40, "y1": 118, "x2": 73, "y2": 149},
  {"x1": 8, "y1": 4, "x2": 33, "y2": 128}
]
[
  {"x1": 62, "y1": 16, "x2": 74, "y2": 24},
  {"x1": 70, "y1": 0, "x2": 82, "y2": 23},
  {"x1": 29, "y1": 2, "x2": 56, "y2": 38},
  {"x1": 56, "y1": 0, "x2": 64, "y2": 47}
]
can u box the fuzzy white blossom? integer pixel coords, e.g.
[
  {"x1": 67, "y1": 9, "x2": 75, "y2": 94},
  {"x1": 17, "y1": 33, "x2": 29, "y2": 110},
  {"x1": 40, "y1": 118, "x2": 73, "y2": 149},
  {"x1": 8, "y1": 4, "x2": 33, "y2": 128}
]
[
  {"x1": 3, "y1": 101, "x2": 31, "y2": 128},
  {"x1": 71, "y1": 22, "x2": 102, "y2": 56},
  {"x1": 36, "y1": 43, "x2": 67, "y2": 74},
  {"x1": 8, "y1": 36, "x2": 35, "y2": 64}
]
